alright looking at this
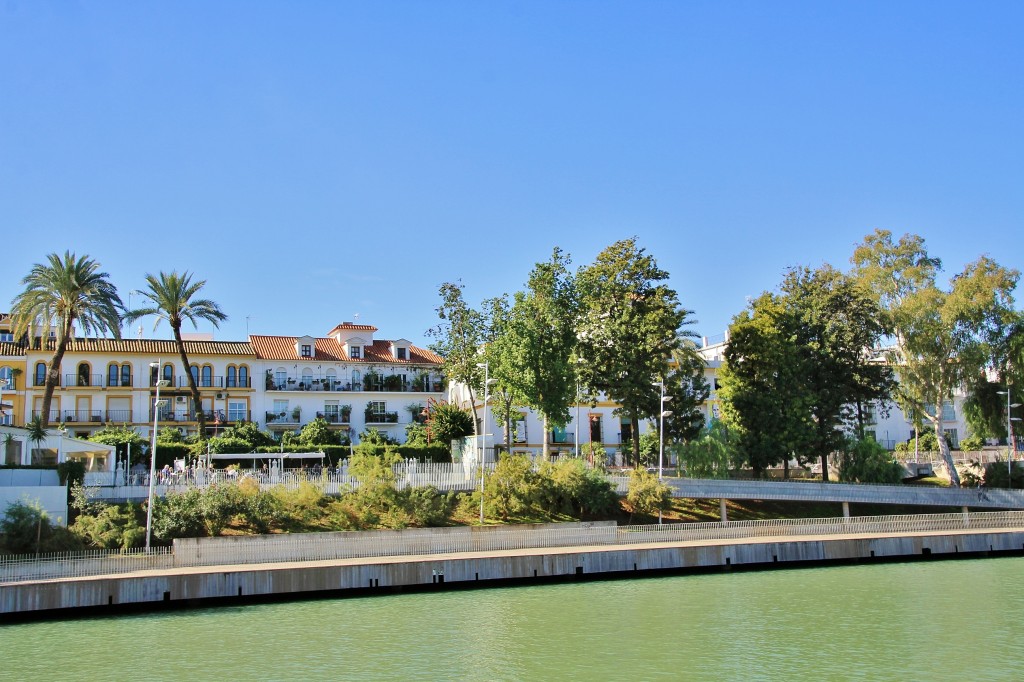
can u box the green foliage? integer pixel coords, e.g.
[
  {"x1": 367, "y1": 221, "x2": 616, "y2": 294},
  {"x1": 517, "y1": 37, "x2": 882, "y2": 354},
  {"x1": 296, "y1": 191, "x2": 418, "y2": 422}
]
[
  {"x1": 575, "y1": 238, "x2": 694, "y2": 464},
  {"x1": 636, "y1": 431, "x2": 660, "y2": 467},
  {"x1": 720, "y1": 265, "x2": 894, "y2": 480},
  {"x1": 348, "y1": 448, "x2": 403, "y2": 483},
  {"x1": 580, "y1": 442, "x2": 608, "y2": 468},
  {"x1": 537, "y1": 458, "x2": 618, "y2": 518},
  {"x1": 357, "y1": 426, "x2": 399, "y2": 446},
  {"x1": 894, "y1": 431, "x2": 942, "y2": 453},
  {"x1": 404, "y1": 421, "x2": 429, "y2": 446},
  {"x1": 298, "y1": 417, "x2": 339, "y2": 446},
  {"x1": 836, "y1": 438, "x2": 906, "y2": 484},
  {"x1": 426, "y1": 281, "x2": 486, "y2": 431},
  {"x1": 626, "y1": 468, "x2": 672, "y2": 521},
  {"x1": 958, "y1": 434, "x2": 986, "y2": 451},
  {"x1": 205, "y1": 436, "x2": 253, "y2": 454},
  {"x1": 982, "y1": 461, "x2": 1024, "y2": 489},
  {"x1": 157, "y1": 427, "x2": 184, "y2": 443},
  {"x1": 425, "y1": 401, "x2": 474, "y2": 446},
  {"x1": 674, "y1": 419, "x2": 735, "y2": 479},
  {"x1": 70, "y1": 503, "x2": 145, "y2": 549},
  {"x1": 221, "y1": 421, "x2": 276, "y2": 449},
  {"x1": 152, "y1": 488, "x2": 207, "y2": 541},
  {"x1": 485, "y1": 454, "x2": 538, "y2": 521},
  {"x1": 10, "y1": 251, "x2": 123, "y2": 428},
  {"x1": 150, "y1": 442, "x2": 192, "y2": 468},
  {"x1": 851, "y1": 229, "x2": 1020, "y2": 487},
  {"x1": 1, "y1": 500, "x2": 83, "y2": 554},
  {"x1": 57, "y1": 459, "x2": 86, "y2": 486},
  {"x1": 89, "y1": 425, "x2": 148, "y2": 465}
]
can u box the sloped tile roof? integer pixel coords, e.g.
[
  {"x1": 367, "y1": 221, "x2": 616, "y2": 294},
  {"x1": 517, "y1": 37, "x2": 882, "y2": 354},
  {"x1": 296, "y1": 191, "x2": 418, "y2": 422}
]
[
  {"x1": 251, "y1": 335, "x2": 442, "y2": 365},
  {"x1": 326, "y1": 322, "x2": 379, "y2": 334},
  {"x1": 37, "y1": 338, "x2": 256, "y2": 356}
]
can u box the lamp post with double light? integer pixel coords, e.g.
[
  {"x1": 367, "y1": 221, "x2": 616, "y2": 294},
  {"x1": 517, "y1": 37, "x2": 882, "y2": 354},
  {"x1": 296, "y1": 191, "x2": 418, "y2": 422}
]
[
  {"x1": 475, "y1": 362, "x2": 497, "y2": 524},
  {"x1": 653, "y1": 381, "x2": 672, "y2": 523},
  {"x1": 146, "y1": 361, "x2": 170, "y2": 551},
  {"x1": 996, "y1": 387, "x2": 1022, "y2": 489}
]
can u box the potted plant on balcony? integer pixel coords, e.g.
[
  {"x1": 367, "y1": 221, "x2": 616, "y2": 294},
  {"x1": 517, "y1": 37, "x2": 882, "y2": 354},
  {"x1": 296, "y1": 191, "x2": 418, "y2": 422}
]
[
  {"x1": 340, "y1": 404, "x2": 352, "y2": 422},
  {"x1": 265, "y1": 370, "x2": 274, "y2": 390},
  {"x1": 291, "y1": 406, "x2": 301, "y2": 421}
]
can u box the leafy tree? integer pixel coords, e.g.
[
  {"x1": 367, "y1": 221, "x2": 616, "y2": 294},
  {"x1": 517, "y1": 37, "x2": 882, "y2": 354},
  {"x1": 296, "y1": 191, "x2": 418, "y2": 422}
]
[
  {"x1": 126, "y1": 271, "x2": 228, "y2": 439},
  {"x1": 484, "y1": 453, "x2": 538, "y2": 522},
  {"x1": 221, "y1": 421, "x2": 276, "y2": 449},
  {"x1": 479, "y1": 294, "x2": 527, "y2": 451},
  {"x1": 404, "y1": 421, "x2": 429, "y2": 446},
  {"x1": 835, "y1": 437, "x2": 905, "y2": 484},
  {"x1": 10, "y1": 252, "x2": 123, "y2": 427},
  {"x1": 661, "y1": 337, "x2": 711, "y2": 444},
  {"x1": 720, "y1": 266, "x2": 894, "y2": 480},
  {"x1": 498, "y1": 248, "x2": 580, "y2": 460},
  {"x1": 1, "y1": 499, "x2": 83, "y2": 553},
  {"x1": 851, "y1": 229, "x2": 1019, "y2": 486},
  {"x1": 357, "y1": 427, "x2": 399, "y2": 447},
  {"x1": 427, "y1": 281, "x2": 486, "y2": 433},
  {"x1": 673, "y1": 419, "x2": 735, "y2": 479},
  {"x1": 718, "y1": 293, "x2": 806, "y2": 477},
  {"x1": 576, "y1": 238, "x2": 691, "y2": 465},
  {"x1": 424, "y1": 400, "x2": 474, "y2": 446},
  {"x1": 25, "y1": 415, "x2": 50, "y2": 464},
  {"x1": 297, "y1": 416, "x2": 338, "y2": 446},
  {"x1": 70, "y1": 503, "x2": 145, "y2": 549},
  {"x1": 88, "y1": 424, "x2": 148, "y2": 466}
]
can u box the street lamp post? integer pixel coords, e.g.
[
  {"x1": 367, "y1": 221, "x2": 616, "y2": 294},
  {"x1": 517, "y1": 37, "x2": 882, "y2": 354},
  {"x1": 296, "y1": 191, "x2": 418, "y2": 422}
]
[
  {"x1": 146, "y1": 361, "x2": 170, "y2": 551},
  {"x1": 476, "y1": 362, "x2": 496, "y2": 525},
  {"x1": 996, "y1": 388, "x2": 1022, "y2": 489},
  {"x1": 653, "y1": 381, "x2": 672, "y2": 524}
]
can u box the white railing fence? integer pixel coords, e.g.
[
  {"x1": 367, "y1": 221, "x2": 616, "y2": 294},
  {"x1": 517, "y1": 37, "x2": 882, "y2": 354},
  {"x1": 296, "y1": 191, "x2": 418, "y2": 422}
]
[{"x1": 3, "y1": 511, "x2": 1023, "y2": 585}]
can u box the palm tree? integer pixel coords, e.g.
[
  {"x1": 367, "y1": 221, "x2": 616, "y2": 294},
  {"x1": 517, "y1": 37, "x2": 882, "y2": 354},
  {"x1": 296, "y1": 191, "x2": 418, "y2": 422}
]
[
  {"x1": 10, "y1": 252, "x2": 123, "y2": 427},
  {"x1": 126, "y1": 272, "x2": 227, "y2": 438}
]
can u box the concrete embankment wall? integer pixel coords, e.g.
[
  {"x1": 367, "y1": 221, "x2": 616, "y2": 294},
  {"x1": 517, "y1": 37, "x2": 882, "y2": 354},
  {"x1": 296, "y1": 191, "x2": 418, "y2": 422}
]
[{"x1": 4, "y1": 529, "x2": 1024, "y2": 617}]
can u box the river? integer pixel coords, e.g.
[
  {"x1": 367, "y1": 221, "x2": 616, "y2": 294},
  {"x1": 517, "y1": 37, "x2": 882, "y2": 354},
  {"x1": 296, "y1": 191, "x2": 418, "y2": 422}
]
[{"x1": 4, "y1": 557, "x2": 1021, "y2": 680}]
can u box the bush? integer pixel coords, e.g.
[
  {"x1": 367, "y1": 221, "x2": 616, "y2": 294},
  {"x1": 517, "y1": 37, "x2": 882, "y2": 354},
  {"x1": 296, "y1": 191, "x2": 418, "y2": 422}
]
[
  {"x1": 152, "y1": 488, "x2": 207, "y2": 541},
  {"x1": 982, "y1": 461, "x2": 1024, "y2": 489},
  {"x1": 0, "y1": 500, "x2": 82, "y2": 554},
  {"x1": 958, "y1": 434, "x2": 986, "y2": 451},
  {"x1": 836, "y1": 438, "x2": 906, "y2": 484},
  {"x1": 485, "y1": 454, "x2": 539, "y2": 522},
  {"x1": 70, "y1": 503, "x2": 145, "y2": 549},
  {"x1": 626, "y1": 468, "x2": 671, "y2": 521}
]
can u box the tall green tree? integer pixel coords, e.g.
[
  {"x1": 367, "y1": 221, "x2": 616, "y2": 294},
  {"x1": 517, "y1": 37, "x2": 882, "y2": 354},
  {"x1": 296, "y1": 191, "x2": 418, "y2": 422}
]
[
  {"x1": 427, "y1": 281, "x2": 486, "y2": 435},
  {"x1": 660, "y1": 334, "x2": 711, "y2": 445},
  {"x1": 479, "y1": 294, "x2": 527, "y2": 451},
  {"x1": 10, "y1": 251, "x2": 123, "y2": 427},
  {"x1": 851, "y1": 229, "x2": 1019, "y2": 486},
  {"x1": 501, "y1": 248, "x2": 580, "y2": 460},
  {"x1": 576, "y1": 238, "x2": 689, "y2": 465},
  {"x1": 125, "y1": 271, "x2": 227, "y2": 439},
  {"x1": 719, "y1": 266, "x2": 893, "y2": 480},
  {"x1": 718, "y1": 292, "x2": 807, "y2": 477}
]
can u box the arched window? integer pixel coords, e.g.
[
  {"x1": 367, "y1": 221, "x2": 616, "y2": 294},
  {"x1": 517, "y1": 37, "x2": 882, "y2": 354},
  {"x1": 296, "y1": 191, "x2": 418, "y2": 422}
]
[
  {"x1": 352, "y1": 369, "x2": 361, "y2": 389},
  {"x1": 325, "y1": 368, "x2": 337, "y2": 389},
  {"x1": 77, "y1": 362, "x2": 91, "y2": 387},
  {"x1": 190, "y1": 365, "x2": 199, "y2": 385},
  {"x1": 226, "y1": 366, "x2": 237, "y2": 388},
  {"x1": 121, "y1": 363, "x2": 132, "y2": 387},
  {"x1": 301, "y1": 368, "x2": 313, "y2": 388},
  {"x1": 275, "y1": 368, "x2": 286, "y2": 390},
  {"x1": 163, "y1": 363, "x2": 173, "y2": 385},
  {"x1": 108, "y1": 363, "x2": 120, "y2": 387},
  {"x1": 238, "y1": 365, "x2": 248, "y2": 388},
  {"x1": 201, "y1": 365, "x2": 212, "y2": 388},
  {"x1": 35, "y1": 362, "x2": 47, "y2": 386}
]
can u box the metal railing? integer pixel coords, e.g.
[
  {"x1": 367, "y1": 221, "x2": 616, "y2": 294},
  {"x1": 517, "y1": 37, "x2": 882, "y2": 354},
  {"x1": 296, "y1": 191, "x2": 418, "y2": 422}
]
[{"x1": 3, "y1": 511, "x2": 1023, "y2": 585}]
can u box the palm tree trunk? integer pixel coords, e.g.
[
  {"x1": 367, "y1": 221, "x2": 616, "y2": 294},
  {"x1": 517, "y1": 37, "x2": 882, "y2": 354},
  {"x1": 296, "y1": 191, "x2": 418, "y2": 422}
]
[
  {"x1": 933, "y1": 417, "x2": 961, "y2": 487},
  {"x1": 172, "y1": 323, "x2": 207, "y2": 438},
  {"x1": 40, "y1": 317, "x2": 74, "y2": 428}
]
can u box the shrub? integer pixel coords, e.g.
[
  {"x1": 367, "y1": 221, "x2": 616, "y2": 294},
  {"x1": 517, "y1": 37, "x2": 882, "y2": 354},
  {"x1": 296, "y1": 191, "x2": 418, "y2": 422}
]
[
  {"x1": 485, "y1": 454, "x2": 538, "y2": 522},
  {"x1": 982, "y1": 461, "x2": 1024, "y2": 489},
  {"x1": 626, "y1": 468, "x2": 671, "y2": 521},
  {"x1": 836, "y1": 438, "x2": 906, "y2": 484},
  {"x1": 958, "y1": 434, "x2": 986, "y2": 451},
  {"x1": 152, "y1": 488, "x2": 206, "y2": 541},
  {"x1": 0, "y1": 500, "x2": 82, "y2": 554},
  {"x1": 70, "y1": 503, "x2": 145, "y2": 549}
]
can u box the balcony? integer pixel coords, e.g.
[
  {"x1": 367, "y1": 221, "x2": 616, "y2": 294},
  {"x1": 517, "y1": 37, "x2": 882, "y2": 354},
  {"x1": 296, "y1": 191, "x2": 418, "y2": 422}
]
[
  {"x1": 151, "y1": 409, "x2": 197, "y2": 423},
  {"x1": 65, "y1": 373, "x2": 103, "y2": 388},
  {"x1": 316, "y1": 410, "x2": 351, "y2": 426},
  {"x1": 149, "y1": 376, "x2": 252, "y2": 389},
  {"x1": 365, "y1": 411, "x2": 400, "y2": 424},
  {"x1": 265, "y1": 411, "x2": 302, "y2": 430},
  {"x1": 264, "y1": 375, "x2": 445, "y2": 393}
]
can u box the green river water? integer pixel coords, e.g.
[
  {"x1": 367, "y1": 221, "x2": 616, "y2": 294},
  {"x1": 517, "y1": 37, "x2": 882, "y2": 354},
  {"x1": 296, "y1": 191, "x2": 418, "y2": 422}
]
[{"x1": 3, "y1": 557, "x2": 1022, "y2": 681}]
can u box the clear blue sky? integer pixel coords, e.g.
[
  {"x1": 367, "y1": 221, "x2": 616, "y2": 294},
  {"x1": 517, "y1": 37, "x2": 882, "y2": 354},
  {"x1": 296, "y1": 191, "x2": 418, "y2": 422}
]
[{"x1": 2, "y1": 1, "x2": 1022, "y2": 348}]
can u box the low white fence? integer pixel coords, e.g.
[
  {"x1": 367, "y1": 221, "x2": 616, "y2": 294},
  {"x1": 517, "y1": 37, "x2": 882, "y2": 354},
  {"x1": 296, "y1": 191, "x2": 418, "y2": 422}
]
[{"x1": 3, "y1": 511, "x2": 1023, "y2": 585}]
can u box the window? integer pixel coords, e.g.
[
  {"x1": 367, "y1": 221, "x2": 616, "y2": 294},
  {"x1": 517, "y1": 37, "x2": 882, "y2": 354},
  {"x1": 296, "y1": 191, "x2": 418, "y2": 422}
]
[
  {"x1": 275, "y1": 369, "x2": 286, "y2": 390},
  {"x1": 589, "y1": 414, "x2": 603, "y2": 443},
  {"x1": 301, "y1": 344, "x2": 312, "y2": 358},
  {"x1": 273, "y1": 400, "x2": 288, "y2": 416},
  {"x1": 228, "y1": 401, "x2": 247, "y2": 421},
  {"x1": 352, "y1": 369, "x2": 361, "y2": 387},
  {"x1": 201, "y1": 365, "x2": 212, "y2": 387},
  {"x1": 226, "y1": 366, "x2": 237, "y2": 388},
  {"x1": 77, "y1": 362, "x2": 91, "y2": 386},
  {"x1": 121, "y1": 363, "x2": 131, "y2": 387},
  {"x1": 190, "y1": 365, "x2": 199, "y2": 385},
  {"x1": 163, "y1": 364, "x2": 174, "y2": 385},
  {"x1": 238, "y1": 365, "x2": 248, "y2": 388},
  {"x1": 396, "y1": 347, "x2": 407, "y2": 360},
  {"x1": 324, "y1": 402, "x2": 340, "y2": 423},
  {"x1": 944, "y1": 429, "x2": 959, "y2": 448},
  {"x1": 35, "y1": 362, "x2": 47, "y2": 386},
  {"x1": 369, "y1": 401, "x2": 386, "y2": 415},
  {"x1": 350, "y1": 346, "x2": 361, "y2": 359},
  {"x1": 0, "y1": 332, "x2": 13, "y2": 342},
  {"x1": 0, "y1": 366, "x2": 12, "y2": 390},
  {"x1": 108, "y1": 363, "x2": 120, "y2": 387},
  {"x1": 942, "y1": 401, "x2": 955, "y2": 421}
]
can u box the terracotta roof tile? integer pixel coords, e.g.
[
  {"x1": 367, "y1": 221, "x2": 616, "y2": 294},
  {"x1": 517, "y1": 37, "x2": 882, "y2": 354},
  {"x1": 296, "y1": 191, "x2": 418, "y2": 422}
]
[
  {"x1": 251, "y1": 335, "x2": 442, "y2": 365},
  {"x1": 35, "y1": 338, "x2": 256, "y2": 356},
  {"x1": 326, "y1": 322, "x2": 378, "y2": 334}
]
